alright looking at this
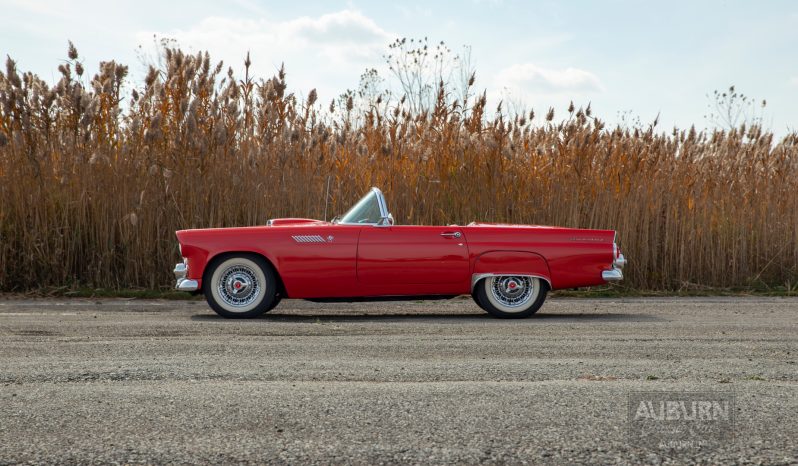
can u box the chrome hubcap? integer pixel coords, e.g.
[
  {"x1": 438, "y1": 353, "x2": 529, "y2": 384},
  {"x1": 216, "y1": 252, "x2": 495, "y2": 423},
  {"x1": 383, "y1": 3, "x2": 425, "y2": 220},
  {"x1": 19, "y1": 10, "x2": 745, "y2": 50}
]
[
  {"x1": 490, "y1": 276, "x2": 535, "y2": 309},
  {"x1": 218, "y1": 265, "x2": 261, "y2": 307}
]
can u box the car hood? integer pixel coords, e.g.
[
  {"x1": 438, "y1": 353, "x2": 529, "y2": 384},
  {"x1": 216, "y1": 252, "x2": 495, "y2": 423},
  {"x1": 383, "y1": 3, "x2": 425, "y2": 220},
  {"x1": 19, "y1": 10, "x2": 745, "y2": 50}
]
[
  {"x1": 266, "y1": 218, "x2": 328, "y2": 227},
  {"x1": 466, "y1": 222, "x2": 566, "y2": 229}
]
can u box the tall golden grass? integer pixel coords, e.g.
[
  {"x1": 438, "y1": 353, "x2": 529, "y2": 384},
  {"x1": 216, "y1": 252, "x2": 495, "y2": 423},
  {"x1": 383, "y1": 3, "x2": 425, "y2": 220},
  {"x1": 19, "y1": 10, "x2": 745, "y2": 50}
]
[{"x1": 1, "y1": 45, "x2": 796, "y2": 292}]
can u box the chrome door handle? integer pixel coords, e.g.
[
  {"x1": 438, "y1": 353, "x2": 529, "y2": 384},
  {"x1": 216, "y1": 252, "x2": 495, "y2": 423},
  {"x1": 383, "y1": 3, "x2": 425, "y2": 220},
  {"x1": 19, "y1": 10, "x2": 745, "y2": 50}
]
[{"x1": 440, "y1": 232, "x2": 461, "y2": 238}]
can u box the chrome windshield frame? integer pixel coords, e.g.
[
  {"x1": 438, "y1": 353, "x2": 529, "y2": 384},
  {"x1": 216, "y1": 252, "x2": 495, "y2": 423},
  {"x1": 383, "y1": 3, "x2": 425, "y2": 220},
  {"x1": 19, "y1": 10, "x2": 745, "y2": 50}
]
[{"x1": 337, "y1": 187, "x2": 390, "y2": 226}]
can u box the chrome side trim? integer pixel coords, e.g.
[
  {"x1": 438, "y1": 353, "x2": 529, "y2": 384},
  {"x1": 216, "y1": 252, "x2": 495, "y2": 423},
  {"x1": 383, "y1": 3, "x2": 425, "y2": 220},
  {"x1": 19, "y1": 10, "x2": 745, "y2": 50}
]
[
  {"x1": 176, "y1": 278, "x2": 199, "y2": 291},
  {"x1": 471, "y1": 273, "x2": 552, "y2": 292},
  {"x1": 602, "y1": 268, "x2": 623, "y2": 281},
  {"x1": 292, "y1": 235, "x2": 326, "y2": 243}
]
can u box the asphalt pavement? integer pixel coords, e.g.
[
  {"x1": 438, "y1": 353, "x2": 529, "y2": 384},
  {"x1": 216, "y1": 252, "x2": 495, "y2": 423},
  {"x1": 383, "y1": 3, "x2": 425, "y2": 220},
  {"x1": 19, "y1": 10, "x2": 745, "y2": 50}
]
[{"x1": 0, "y1": 296, "x2": 796, "y2": 464}]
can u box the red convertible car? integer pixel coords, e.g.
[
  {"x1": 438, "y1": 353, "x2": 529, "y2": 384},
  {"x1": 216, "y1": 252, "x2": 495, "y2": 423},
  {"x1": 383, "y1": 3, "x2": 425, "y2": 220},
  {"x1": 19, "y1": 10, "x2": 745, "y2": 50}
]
[{"x1": 174, "y1": 187, "x2": 625, "y2": 318}]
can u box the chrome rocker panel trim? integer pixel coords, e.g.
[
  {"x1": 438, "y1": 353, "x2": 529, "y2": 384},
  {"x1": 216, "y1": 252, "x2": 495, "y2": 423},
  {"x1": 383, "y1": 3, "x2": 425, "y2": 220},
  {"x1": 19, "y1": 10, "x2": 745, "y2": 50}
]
[{"x1": 471, "y1": 273, "x2": 552, "y2": 292}]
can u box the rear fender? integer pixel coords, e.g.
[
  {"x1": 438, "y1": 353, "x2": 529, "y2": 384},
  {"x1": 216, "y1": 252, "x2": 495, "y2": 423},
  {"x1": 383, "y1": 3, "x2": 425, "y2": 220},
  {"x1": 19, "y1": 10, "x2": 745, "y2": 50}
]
[{"x1": 471, "y1": 251, "x2": 552, "y2": 291}]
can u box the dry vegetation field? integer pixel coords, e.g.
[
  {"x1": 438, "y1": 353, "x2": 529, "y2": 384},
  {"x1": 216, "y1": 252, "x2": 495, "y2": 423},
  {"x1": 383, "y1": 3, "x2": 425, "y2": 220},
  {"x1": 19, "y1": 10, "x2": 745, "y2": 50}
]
[{"x1": 0, "y1": 44, "x2": 796, "y2": 292}]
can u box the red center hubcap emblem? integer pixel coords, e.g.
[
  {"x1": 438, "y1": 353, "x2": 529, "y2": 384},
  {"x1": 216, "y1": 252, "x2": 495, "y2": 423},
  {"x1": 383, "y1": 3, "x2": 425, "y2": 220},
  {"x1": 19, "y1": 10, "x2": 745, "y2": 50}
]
[
  {"x1": 235, "y1": 282, "x2": 241, "y2": 289},
  {"x1": 509, "y1": 282, "x2": 517, "y2": 289}
]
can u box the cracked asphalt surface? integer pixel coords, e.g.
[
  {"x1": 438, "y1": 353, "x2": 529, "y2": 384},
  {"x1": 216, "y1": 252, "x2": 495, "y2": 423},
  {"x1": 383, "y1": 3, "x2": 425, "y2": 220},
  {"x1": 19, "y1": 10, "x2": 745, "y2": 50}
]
[{"x1": 0, "y1": 296, "x2": 796, "y2": 464}]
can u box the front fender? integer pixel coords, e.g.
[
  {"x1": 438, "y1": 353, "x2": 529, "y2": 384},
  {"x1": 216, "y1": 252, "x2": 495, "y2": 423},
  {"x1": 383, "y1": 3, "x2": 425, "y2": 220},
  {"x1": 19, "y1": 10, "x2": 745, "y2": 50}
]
[
  {"x1": 176, "y1": 230, "x2": 281, "y2": 289},
  {"x1": 471, "y1": 251, "x2": 552, "y2": 290}
]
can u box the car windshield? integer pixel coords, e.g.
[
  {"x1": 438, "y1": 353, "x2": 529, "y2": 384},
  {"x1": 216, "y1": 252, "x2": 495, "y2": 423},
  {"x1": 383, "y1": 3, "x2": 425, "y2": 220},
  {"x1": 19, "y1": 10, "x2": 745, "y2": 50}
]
[{"x1": 339, "y1": 190, "x2": 383, "y2": 224}]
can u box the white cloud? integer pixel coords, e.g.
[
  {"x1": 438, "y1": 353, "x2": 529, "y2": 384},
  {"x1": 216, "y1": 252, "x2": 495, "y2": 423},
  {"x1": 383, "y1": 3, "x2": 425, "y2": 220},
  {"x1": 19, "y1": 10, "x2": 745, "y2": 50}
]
[
  {"x1": 291, "y1": 11, "x2": 384, "y2": 39},
  {"x1": 395, "y1": 5, "x2": 433, "y2": 20},
  {"x1": 136, "y1": 9, "x2": 394, "y2": 100},
  {"x1": 494, "y1": 63, "x2": 603, "y2": 95},
  {"x1": 790, "y1": 76, "x2": 798, "y2": 87},
  {"x1": 4, "y1": 0, "x2": 70, "y2": 18}
]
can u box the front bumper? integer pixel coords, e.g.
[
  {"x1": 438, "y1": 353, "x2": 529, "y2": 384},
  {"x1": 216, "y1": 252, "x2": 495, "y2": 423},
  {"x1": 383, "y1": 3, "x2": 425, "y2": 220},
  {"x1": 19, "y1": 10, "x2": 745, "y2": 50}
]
[{"x1": 174, "y1": 261, "x2": 199, "y2": 291}]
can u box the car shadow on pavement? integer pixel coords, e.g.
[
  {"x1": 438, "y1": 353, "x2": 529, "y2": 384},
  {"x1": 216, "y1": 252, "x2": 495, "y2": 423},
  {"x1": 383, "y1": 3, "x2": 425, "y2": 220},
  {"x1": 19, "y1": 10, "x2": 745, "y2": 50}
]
[
  {"x1": 534, "y1": 312, "x2": 665, "y2": 321},
  {"x1": 190, "y1": 312, "x2": 664, "y2": 322}
]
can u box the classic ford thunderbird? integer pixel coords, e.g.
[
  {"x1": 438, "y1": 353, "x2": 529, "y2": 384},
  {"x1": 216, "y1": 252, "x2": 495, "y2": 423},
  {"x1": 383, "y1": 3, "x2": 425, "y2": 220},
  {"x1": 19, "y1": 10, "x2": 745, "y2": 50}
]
[{"x1": 174, "y1": 187, "x2": 626, "y2": 318}]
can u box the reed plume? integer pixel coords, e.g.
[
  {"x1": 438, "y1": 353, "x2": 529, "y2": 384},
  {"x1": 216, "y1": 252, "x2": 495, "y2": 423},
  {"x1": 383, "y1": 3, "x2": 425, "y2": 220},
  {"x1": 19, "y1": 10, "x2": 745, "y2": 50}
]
[{"x1": 0, "y1": 44, "x2": 796, "y2": 292}]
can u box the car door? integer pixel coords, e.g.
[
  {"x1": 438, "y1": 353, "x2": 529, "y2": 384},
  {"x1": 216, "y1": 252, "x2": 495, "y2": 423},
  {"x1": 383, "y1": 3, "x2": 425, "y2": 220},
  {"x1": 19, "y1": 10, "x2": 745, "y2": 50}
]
[
  {"x1": 356, "y1": 225, "x2": 470, "y2": 286},
  {"x1": 274, "y1": 224, "x2": 361, "y2": 298}
]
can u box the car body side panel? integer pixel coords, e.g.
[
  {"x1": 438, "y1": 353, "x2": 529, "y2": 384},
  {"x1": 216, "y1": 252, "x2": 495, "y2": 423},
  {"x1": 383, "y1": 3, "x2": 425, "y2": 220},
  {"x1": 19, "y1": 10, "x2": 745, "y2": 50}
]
[
  {"x1": 472, "y1": 251, "x2": 552, "y2": 285},
  {"x1": 462, "y1": 226, "x2": 615, "y2": 289},
  {"x1": 271, "y1": 225, "x2": 361, "y2": 298},
  {"x1": 177, "y1": 224, "x2": 362, "y2": 298},
  {"x1": 357, "y1": 226, "x2": 470, "y2": 286},
  {"x1": 541, "y1": 241, "x2": 616, "y2": 288},
  {"x1": 176, "y1": 221, "x2": 617, "y2": 297}
]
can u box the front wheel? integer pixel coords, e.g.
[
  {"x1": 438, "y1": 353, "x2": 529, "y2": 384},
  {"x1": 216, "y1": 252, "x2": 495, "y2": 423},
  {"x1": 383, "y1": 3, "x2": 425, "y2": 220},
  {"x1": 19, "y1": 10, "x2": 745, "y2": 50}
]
[
  {"x1": 474, "y1": 276, "x2": 548, "y2": 318},
  {"x1": 204, "y1": 254, "x2": 278, "y2": 318}
]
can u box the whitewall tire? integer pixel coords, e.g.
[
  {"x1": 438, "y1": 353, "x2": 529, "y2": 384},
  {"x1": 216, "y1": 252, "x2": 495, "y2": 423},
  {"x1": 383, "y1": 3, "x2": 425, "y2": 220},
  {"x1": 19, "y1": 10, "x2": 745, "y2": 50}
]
[
  {"x1": 474, "y1": 276, "x2": 548, "y2": 318},
  {"x1": 204, "y1": 254, "x2": 278, "y2": 318}
]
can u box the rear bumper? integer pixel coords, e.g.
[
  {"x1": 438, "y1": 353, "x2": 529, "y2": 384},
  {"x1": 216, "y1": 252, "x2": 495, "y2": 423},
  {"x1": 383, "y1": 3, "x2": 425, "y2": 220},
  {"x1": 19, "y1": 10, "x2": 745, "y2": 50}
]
[
  {"x1": 602, "y1": 252, "x2": 626, "y2": 282},
  {"x1": 602, "y1": 268, "x2": 623, "y2": 281},
  {"x1": 174, "y1": 261, "x2": 199, "y2": 291}
]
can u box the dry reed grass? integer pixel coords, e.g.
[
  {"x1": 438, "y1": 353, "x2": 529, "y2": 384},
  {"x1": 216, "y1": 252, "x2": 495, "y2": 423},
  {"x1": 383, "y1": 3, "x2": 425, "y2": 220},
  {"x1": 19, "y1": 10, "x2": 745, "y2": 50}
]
[{"x1": 1, "y1": 45, "x2": 796, "y2": 291}]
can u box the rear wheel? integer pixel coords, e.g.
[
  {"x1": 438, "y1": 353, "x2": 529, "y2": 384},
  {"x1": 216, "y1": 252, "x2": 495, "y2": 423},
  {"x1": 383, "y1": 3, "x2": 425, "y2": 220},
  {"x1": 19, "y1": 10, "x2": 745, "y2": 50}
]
[
  {"x1": 204, "y1": 254, "x2": 278, "y2": 318},
  {"x1": 474, "y1": 276, "x2": 548, "y2": 318}
]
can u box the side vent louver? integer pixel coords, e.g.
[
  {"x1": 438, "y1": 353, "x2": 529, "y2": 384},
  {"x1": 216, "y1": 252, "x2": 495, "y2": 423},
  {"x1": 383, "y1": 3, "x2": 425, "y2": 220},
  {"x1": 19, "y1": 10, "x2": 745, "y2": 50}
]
[{"x1": 292, "y1": 235, "x2": 326, "y2": 243}]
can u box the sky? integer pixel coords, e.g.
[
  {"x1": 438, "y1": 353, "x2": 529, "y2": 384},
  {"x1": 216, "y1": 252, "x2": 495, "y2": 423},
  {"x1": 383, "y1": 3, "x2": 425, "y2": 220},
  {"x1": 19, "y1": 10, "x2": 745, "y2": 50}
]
[{"x1": 2, "y1": 0, "x2": 797, "y2": 133}]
